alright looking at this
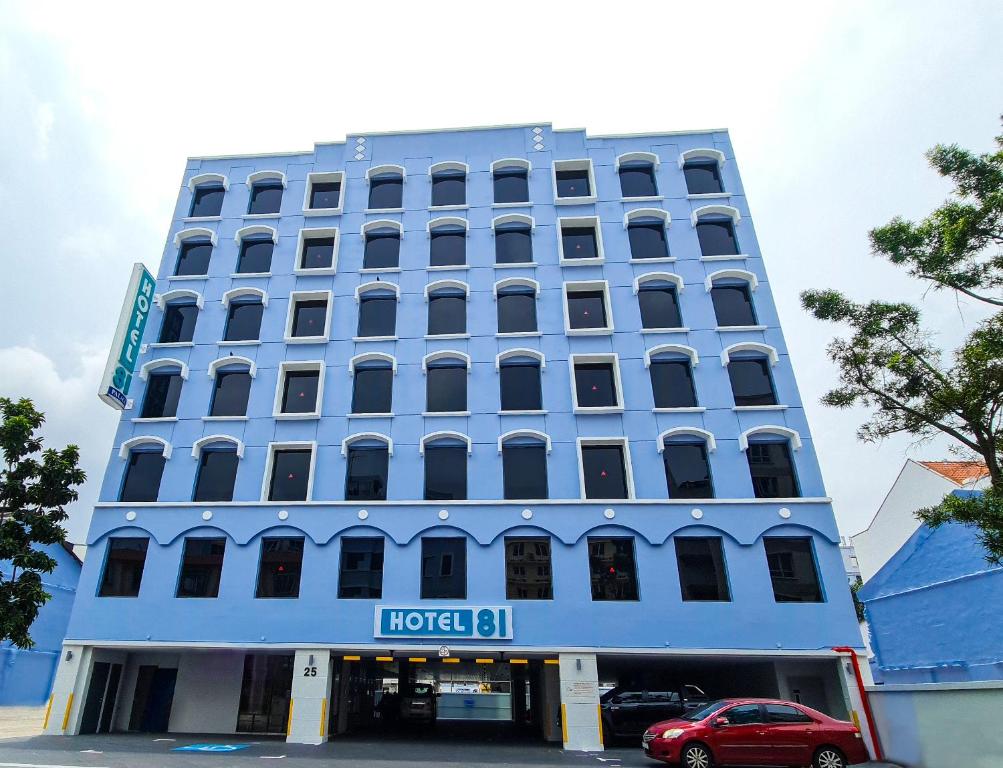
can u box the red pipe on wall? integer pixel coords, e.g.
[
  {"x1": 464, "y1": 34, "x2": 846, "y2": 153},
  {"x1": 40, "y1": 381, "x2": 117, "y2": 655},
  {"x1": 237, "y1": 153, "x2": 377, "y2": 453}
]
[{"x1": 832, "y1": 646, "x2": 883, "y2": 762}]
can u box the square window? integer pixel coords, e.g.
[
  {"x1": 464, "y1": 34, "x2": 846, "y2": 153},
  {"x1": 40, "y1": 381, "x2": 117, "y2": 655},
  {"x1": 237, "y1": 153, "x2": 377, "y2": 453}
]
[
  {"x1": 502, "y1": 445, "x2": 548, "y2": 500},
  {"x1": 190, "y1": 186, "x2": 224, "y2": 217},
  {"x1": 368, "y1": 176, "x2": 403, "y2": 209},
  {"x1": 255, "y1": 537, "x2": 304, "y2": 598},
  {"x1": 424, "y1": 446, "x2": 467, "y2": 501},
  {"x1": 684, "y1": 162, "x2": 724, "y2": 195},
  {"x1": 574, "y1": 362, "x2": 618, "y2": 409},
  {"x1": 560, "y1": 224, "x2": 600, "y2": 262},
  {"x1": 338, "y1": 537, "x2": 384, "y2": 599},
  {"x1": 711, "y1": 285, "x2": 756, "y2": 326},
  {"x1": 345, "y1": 446, "x2": 389, "y2": 501},
  {"x1": 358, "y1": 295, "x2": 397, "y2": 337},
  {"x1": 290, "y1": 298, "x2": 329, "y2": 339},
  {"x1": 159, "y1": 303, "x2": 198, "y2": 343},
  {"x1": 728, "y1": 358, "x2": 777, "y2": 406},
  {"x1": 675, "y1": 537, "x2": 729, "y2": 601},
  {"x1": 494, "y1": 168, "x2": 528, "y2": 204},
  {"x1": 352, "y1": 366, "x2": 393, "y2": 414},
  {"x1": 638, "y1": 286, "x2": 682, "y2": 329},
  {"x1": 500, "y1": 363, "x2": 542, "y2": 411},
  {"x1": 176, "y1": 538, "x2": 226, "y2": 598},
  {"x1": 141, "y1": 372, "x2": 183, "y2": 418},
  {"x1": 627, "y1": 222, "x2": 669, "y2": 260},
  {"x1": 364, "y1": 232, "x2": 400, "y2": 269},
  {"x1": 764, "y1": 537, "x2": 822, "y2": 602},
  {"x1": 119, "y1": 451, "x2": 165, "y2": 502},
  {"x1": 210, "y1": 370, "x2": 252, "y2": 417},
  {"x1": 99, "y1": 538, "x2": 149, "y2": 597},
  {"x1": 300, "y1": 236, "x2": 335, "y2": 271},
  {"x1": 309, "y1": 181, "x2": 341, "y2": 210},
  {"x1": 280, "y1": 370, "x2": 320, "y2": 414},
  {"x1": 505, "y1": 537, "x2": 552, "y2": 599},
  {"x1": 193, "y1": 449, "x2": 238, "y2": 502},
  {"x1": 588, "y1": 537, "x2": 638, "y2": 601},
  {"x1": 566, "y1": 288, "x2": 609, "y2": 331},
  {"x1": 649, "y1": 360, "x2": 697, "y2": 408},
  {"x1": 696, "y1": 220, "x2": 738, "y2": 256},
  {"x1": 248, "y1": 182, "x2": 283, "y2": 215},
  {"x1": 420, "y1": 537, "x2": 466, "y2": 598},
  {"x1": 663, "y1": 443, "x2": 714, "y2": 499},
  {"x1": 497, "y1": 290, "x2": 537, "y2": 333},
  {"x1": 236, "y1": 239, "x2": 273, "y2": 274},
  {"x1": 431, "y1": 172, "x2": 466, "y2": 207},
  {"x1": 581, "y1": 444, "x2": 629, "y2": 499},
  {"x1": 426, "y1": 365, "x2": 467, "y2": 412},
  {"x1": 747, "y1": 443, "x2": 799, "y2": 498},
  {"x1": 267, "y1": 449, "x2": 312, "y2": 501},
  {"x1": 555, "y1": 168, "x2": 591, "y2": 199},
  {"x1": 430, "y1": 230, "x2": 466, "y2": 267},
  {"x1": 175, "y1": 241, "x2": 212, "y2": 276},
  {"x1": 427, "y1": 294, "x2": 466, "y2": 335},
  {"x1": 495, "y1": 225, "x2": 533, "y2": 264},
  {"x1": 619, "y1": 163, "x2": 658, "y2": 198},
  {"x1": 224, "y1": 301, "x2": 263, "y2": 342}
]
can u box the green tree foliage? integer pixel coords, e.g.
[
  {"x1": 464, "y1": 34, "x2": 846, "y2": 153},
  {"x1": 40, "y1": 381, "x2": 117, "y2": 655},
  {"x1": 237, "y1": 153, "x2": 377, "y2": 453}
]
[
  {"x1": 802, "y1": 119, "x2": 1003, "y2": 563},
  {"x1": 0, "y1": 398, "x2": 85, "y2": 648}
]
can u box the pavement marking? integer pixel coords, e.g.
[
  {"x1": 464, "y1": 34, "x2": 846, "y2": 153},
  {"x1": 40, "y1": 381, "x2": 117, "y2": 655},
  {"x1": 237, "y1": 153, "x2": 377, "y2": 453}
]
[
  {"x1": 78, "y1": 751, "x2": 102, "y2": 754},
  {"x1": 259, "y1": 756, "x2": 286, "y2": 759},
  {"x1": 0, "y1": 763, "x2": 112, "y2": 768}
]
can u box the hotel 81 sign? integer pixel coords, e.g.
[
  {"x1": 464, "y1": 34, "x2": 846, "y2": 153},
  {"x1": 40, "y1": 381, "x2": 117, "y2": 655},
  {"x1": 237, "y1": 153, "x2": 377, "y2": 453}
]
[
  {"x1": 375, "y1": 606, "x2": 513, "y2": 640},
  {"x1": 98, "y1": 263, "x2": 156, "y2": 409}
]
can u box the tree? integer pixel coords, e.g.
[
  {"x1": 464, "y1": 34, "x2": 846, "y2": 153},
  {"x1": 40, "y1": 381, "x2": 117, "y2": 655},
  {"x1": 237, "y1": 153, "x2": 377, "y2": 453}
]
[
  {"x1": 0, "y1": 398, "x2": 85, "y2": 648},
  {"x1": 802, "y1": 118, "x2": 1003, "y2": 563}
]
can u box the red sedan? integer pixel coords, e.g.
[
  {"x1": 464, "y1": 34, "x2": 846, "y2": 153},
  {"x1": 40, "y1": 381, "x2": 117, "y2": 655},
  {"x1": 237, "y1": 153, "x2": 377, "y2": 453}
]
[{"x1": 641, "y1": 698, "x2": 870, "y2": 768}]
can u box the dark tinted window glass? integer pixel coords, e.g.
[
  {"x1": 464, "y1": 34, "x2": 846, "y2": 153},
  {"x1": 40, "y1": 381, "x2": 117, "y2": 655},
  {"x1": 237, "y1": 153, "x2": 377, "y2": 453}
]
[
  {"x1": 429, "y1": 231, "x2": 466, "y2": 266},
  {"x1": 638, "y1": 287, "x2": 682, "y2": 329},
  {"x1": 426, "y1": 365, "x2": 467, "y2": 412},
  {"x1": 268, "y1": 450, "x2": 311, "y2": 501},
  {"x1": 358, "y1": 296, "x2": 397, "y2": 337},
  {"x1": 345, "y1": 447, "x2": 389, "y2": 501},
  {"x1": 567, "y1": 290, "x2": 608, "y2": 329},
  {"x1": 364, "y1": 233, "x2": 400, "y2": 269},
  {"x1": 291, "y1": 300, "x2": 328, "y2": 338},
  {"x1": 650, "y1": 361, "x2": 696, "y2": 408},
  {"x1": 300, "y1": 237, "x2": 335, "y2": 270},
  {"x1": 675, "y1": 537, "x2": 729, "y2": 601},
  {"x1": 210, "y1": 370, "x2": 251, "y2": 417},
  {"x1": 500, "y1": 363, "x2": 542, "y2": 411},
  {"x1": 176, "y1": 538, "x2": 225, "y2": 598},
  {"x1": 281, "y1": 370, "x2": 319, "y2": 414},
  {"x1": 424, "y1": 446, "x2": 467, "y2": 500},
  {"x1": 505, "y1": 537, "x2": 552, "y2": 599},
  {"x1": 764, "y1": 537, "x2": 822, "y2": 602},
  {"x1": 588, "y1": 538, "x2": 638, "y2": 600},
  {"x1": 497, "y1": 291, "x2": 537, "y2": 333},
  {"x1": 495, "y1": 225, "x2": 533, "y2": 264},
  {"x1": 368, "y1": 176, "x2": 403, "y2": 209},
  {"x1": 663, "y1": 443, "x2": 713, "y2": 499},
  {"x1": 99, "y1": 538, "x2": 149, "y2": 597},
  {"x1": 503, "y1": 445, "x2": 548, "y2": 500},
  {"x1": 684, "y1": 162, "x2": 723, "y2": 195},
  {"x1": 193, "y1": 449, "x2": 238, "y2": 502},
  {"x1": 255, "y1": 537, "x2": 304, "y2": 598},
  {"x1": 581, "y1": 445, "x2": 628, "y2": 499},
  {"x1": 236, "y1": 239, "x2": 273, "y2": 274},
  {"x1": 574, "y1": 363, "x2": 617, "y2": 408},
  {"x1": 352, "y1": 367, "x2": 393, "y2": 413},
  {"x1": 748, "y1": 443, "x2": 799, "y2": 498},
  {"x1": 141, "y1": 373, "x2": 183, "y2": 418},
  {"x1": 421, "y1": 537, "x2": 466, "y2": 598},
  {"x1": 725, "y1": 704, "x2": 763, "y2": 725},
  {"x1": 728, "y1": 358, "x2": 776, "y2": 406},
  {"x1": 175, "y1": 241, "x2": 212, "y2": 276},
  {"x1": 696, "y1": 220, "x2": 738, "y2": 256},
  {"x1": 309, "y1": 181, "x2": 341, "y2": 209},
  {"x1": 119, "y1": 451, "x2": 165, "y2": 502},
  {"x1": 627, "y1": 223, "x2": 668, "y2": 260},
  {"x1": 224, "y1": 301, "x2": 263, "y2": 342},
  {"x1": 765, "y1": 704, "x2": 813, "y2": 723},
  {"x1": 711, "y1": 285, "x2": 756, "y2": 326},
  {"x1": 618, "y1": 164, "x2": 657, "y2": 197},
  {"x1": 248, "y1": 182, "x2": 283, "y2": 215},
  {"x1": 494, "y1": 168, "x2": 528, "y2": 203},
  {"x1": 190, "y1": 185, "x2": 224, "y2": 217},
  {"x1": 431, "y1": 172, "x2": 465, "y2": 206},
  {"x1": 338, "y1": 538, "x2": 384, "y2": 598},
  {"x1": 159, "y1": 303, "x2": 198, "y2": 343},
  {"x1": 561, "y1": 226, "x2": 599, "y2": 260},
  {"x1": 427, "y1": 294, "x2": 466, "y2": 335},
  {"x1": 556, "y1": 169, "x2": 591, "y2": 198}
]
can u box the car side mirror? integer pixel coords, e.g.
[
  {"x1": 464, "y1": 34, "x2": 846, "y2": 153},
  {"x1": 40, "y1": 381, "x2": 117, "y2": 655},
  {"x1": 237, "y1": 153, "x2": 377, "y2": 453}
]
[{"x1": 712, "y1": 716, "x2": 730, "y2": 728}]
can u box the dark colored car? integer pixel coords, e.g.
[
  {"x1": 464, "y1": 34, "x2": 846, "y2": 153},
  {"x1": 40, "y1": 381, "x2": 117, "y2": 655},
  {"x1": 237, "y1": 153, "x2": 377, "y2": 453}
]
[
  {"x1": 641, "y1": 698, "x2": 870, "y2": 768},
  {"x1": 400, "y1": 683, "x2": 437, "y2": 723},
  {"x1": 601, "y1": 685, "x2": 709, "y2": 739}
]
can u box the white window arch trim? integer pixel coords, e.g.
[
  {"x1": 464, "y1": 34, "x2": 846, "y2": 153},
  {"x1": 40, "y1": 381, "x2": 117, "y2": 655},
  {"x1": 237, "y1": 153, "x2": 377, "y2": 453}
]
[
  {"x1": 342, "y1": 432, "x2": 394, "y2": 457},
  {"x1": 355, "y1": 281, "x2": 400, "y2": 304},
  {"x1": 429, "y1": 161, "x2": 469, "y2": 177},
  {"x1": 615, "y1": 151, "x2": 660, "y2": 171},
  {"x1": 739, "y1": 425, "x2": 803, "y2": 452},
  {"x1": 424, "y1": 279, "x2": 470, "y2": 302},
  {"x1": 644, "y1": 344, "x2": 699, "y2": 368},
  {"x1": 633, "y1": 272, "x2": 684, "y2": 295},
  {"x1": 721, "y1": 342, "x2": 779, "y2": 367},
  {"x1": 155, "y1": 289, "x2": 204, "y2": 310},
  {"x1": 366, "y1": 164, "x2": 406, "y2": 183},
  {"x1": 704, "y1": 268, "x2": 759, "y2": 292},
  {"x1": 426, "y1": 216, "x2": 469, "y2": 236},
  {"x1": 623, "y1": 207, "x2": 671, "y2": 229},
  {"x1": 361, "y1": 219, "x2": 403, "y2": 237},
  {"x1": 139, "y1": 358, "x2": 190, "y2": 381},
  {"x1": 419, "y1": 431, "x2": 472, "y2": 456},
  {"x1": 174, "y1": 227, "x2": 218, "y2": 248},
  {"x1": 207, "y1": 355, "x2": 257, "y2": 379},
  {"x1": 495, "y1": 348, "x2": 546, "y2": 371},
  {"x1": 494, "y1": 277, "x2": 540, "y2": 299},
  {"x1": 188, "y1": 172, "x2": 229, "y2": 192},
  {"x1": 497, "y1": 429, "x2": 552, "y2": 454},
  {"x1": 657, "y1": 427, "x2": 717, "y2": 453},
  {"x1": 234, "y1": 224, "x2": 278, "y2": 245},
  {"x1": 245, "y1": 170, "x2": 287, "y2": 189},
  {"x1": 222, "y1": 286, "x2": 268, "y2": 308},
  {"x1": 422, "y1": 350, "x2": 471, "y2": 373},
  {"x1": 119, "y1": 435, "x2": 172, "y2": 460},
  {"x1": 491, "y1": 213, "x2": 535, "y2": 233},
  {"x1": 192, "y1": 434, "x2": 245, "y2": 459},
  {"x1": 679, "y1": 148, "x2": 727, "y2": 169},
  {"x1": 690, "y1": 203, "x2": 741, "y2": 228},
  {"x1": 491, "y1": 158, "x2": 531, "y2": 174},
  {"x1": 348, "y1": 352, "x2": 398, "y2": 375}
]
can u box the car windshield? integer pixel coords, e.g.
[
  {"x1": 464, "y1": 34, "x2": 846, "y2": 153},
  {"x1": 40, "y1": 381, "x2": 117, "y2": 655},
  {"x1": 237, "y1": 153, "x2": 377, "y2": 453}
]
[
  {"x1": 682, "y1": 699, "x2": 729, "y2": 721},
  {"x1": 408, "y1": 684, "x2": 434, "y2": 696}
]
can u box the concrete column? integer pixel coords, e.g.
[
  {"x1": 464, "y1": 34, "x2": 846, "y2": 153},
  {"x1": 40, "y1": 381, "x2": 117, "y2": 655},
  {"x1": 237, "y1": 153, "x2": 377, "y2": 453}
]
[
  {"x1": 558, "y1": 652, "x2": 602, "y2": 752},
  {"x1": 42, "y1": 644, "x2": 90, "y2": 735},
  {"x1": 286, "y1": 650, "x2": 334, "y2": 745}
]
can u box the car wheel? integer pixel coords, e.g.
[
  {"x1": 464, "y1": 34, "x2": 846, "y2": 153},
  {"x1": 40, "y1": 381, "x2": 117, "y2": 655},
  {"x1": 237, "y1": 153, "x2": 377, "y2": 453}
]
[
  {"x1": 813, "y1": 746, "x2": 845, "y2": 768},
  {"x1": 680, "y1": 743, "x2": 712, "y2": 768}
]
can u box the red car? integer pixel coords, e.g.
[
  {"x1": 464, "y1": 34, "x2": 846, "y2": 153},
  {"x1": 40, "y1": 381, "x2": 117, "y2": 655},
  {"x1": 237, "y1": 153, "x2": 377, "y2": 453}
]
[{"x1": 641, "y1": 698, "x2": 870, "y2": 768}]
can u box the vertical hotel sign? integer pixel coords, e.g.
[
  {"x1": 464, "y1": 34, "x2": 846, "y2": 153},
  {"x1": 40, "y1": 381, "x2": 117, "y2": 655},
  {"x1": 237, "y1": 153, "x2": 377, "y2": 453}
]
[{"x1": 97, "y1": 263, "x2": 157, "y2": 410}]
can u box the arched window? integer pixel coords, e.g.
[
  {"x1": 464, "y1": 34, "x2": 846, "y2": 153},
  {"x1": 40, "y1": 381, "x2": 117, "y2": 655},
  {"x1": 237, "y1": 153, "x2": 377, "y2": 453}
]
[
  {"x1": 349, "y1": 354, "x2": 395, "y2": 416},
  {"x1": 692, "y1": 205, "x2": 742, "y2": 259},
  {"x1": 367, "y1": 165, "x2": 405, "y2": 210},
  {"x1": 679, "y1": 149, "x2": 726, "y2": 196},
  {"x1": 634, "y1": 273, "x2": 685, "y2": 332},
  {"x1": 492, "y1": 158, "x2": 530, "y2": 205},
  {"x1": 616, "y1": 152, "x2": 660, "y2": 198},
  {"x1": 429, "y1": 162, "x2": 468, "y2": 208},
  {"x1": 706, "y1": 269, "x2": 759, "y2": 328},
  {"x1": 420, "y1": 432, "x2": 471, "y2": 501},
  {"x1": 355, "y1": 282, "x2": 399, "y2": 339},
  {"x1": 362, "y1": 220, "x2": 402, "y2": 271},
  {"x1": 245, "y1": 171, "x2": 286, "y2": 216},
  {"x1": 658, "y1": 428, "x2": 715, "y2": 499},
  {"x1": 234, "y1": 226, "x2": 277, "y2": 275},
  {"x1": 154, "y1": 290, "x2": 202, "y2": 345},
  {"x1": 494, "y1": 277, "x2": 539, "y2": 335},
  {"x1": 118, "y1": 438, "x2": 169, "y2": 503},
  {"x1": 723, "y1": 344, "x2": 780, "y2": 408},
  {"x1": 173, "y1": 229, "x2": 215, "y2": 278},
  {"x1": 207, "y1": 357, "x2": 255, "y2": 419},
  {"x1": 498, "y1": 430, "x2": 550, "y2": 500},
  {"x1": 426, "y1": 280, "x2": 469, "y2": 337},
  {"x1": 493, "y1": 214, "x2": 534, "y2": 266},
  {"x1": 427, "y1": 217, "x2": 468, "y2": 269},
  {"x1": 624, "y1": 208, "x2": 671, "y2": 262},
  {"x1": 188, "y1": 173, "x2": 227, "y2": 218},
  {"x1": 423, "y1": 352, "x2": 470, "y2": 415},
  {"x1": 740, "y1": 427, "x2": 802, "y2": 499},
  {"x1": 221, "y1": 288, "x2": 267, "y2": 344},
  {"x1": 342, "y1": 433, "x2": 392, "y2": 502},
  {"x1": 496, "y1": 349, "x2": 545, "y2": 413},
  {"x1": 191, "y1": 436, "x2": 241, "y2": 502},
  {"x1": 645, "y1": 345, "x2": 700, "y2": 410}
]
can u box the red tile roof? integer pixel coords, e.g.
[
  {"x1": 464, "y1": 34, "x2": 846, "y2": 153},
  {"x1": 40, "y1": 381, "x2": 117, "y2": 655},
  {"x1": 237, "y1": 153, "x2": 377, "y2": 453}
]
[{"x1": 919, "y1": 460, "x2": 990, "y2": 486}]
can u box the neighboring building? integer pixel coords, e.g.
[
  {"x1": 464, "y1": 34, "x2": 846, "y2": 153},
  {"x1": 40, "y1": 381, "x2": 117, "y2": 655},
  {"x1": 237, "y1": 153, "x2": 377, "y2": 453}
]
[
  {"x1": 852, "y1": 460, "x2": 989, "y2": 582},
  {"x1": 46, "y1": 123, "x2": 869, "y2": 751},
  {"x1": 0, "y1": 542, "x2": 82, "y2": 705},
  {"x1": 839, "y1": 536, "x2": 860, "y2": 585}
]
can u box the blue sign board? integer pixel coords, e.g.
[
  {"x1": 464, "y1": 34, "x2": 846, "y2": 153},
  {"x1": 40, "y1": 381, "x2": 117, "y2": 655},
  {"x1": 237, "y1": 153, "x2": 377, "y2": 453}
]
[
  {"x1": 98, "y1": 263, "x2": 156, "y2": 410},
  {"x1": 374, "y1": 606, "x2": 513, "y2": 640},
  {"x1": 173, "y1": 744, "x2": 250, "y2": 753}
]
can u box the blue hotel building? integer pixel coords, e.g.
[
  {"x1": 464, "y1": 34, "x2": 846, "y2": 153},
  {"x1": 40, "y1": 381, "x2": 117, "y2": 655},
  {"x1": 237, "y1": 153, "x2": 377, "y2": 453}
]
[{"x1": 45, "y1": 123, "x2": 869, "y2": 751}]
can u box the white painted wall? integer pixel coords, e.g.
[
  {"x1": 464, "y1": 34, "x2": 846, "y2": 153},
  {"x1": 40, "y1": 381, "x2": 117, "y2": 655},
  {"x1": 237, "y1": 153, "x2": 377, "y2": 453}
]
[
  {"x1": 168, "y1": 651, "x2": 244, "y2": 734},
  {"x1": 114, "y1": 651, "x2": 181, "y2": 731},
  {"x1": 558, "y1": 652, "x2": 602, "y2": 751}
]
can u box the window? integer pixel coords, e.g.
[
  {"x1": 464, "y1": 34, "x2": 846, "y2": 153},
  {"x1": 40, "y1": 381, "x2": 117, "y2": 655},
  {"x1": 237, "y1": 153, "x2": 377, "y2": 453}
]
[
  {"x1": 675, "y1": 538, "x2": 729, "y2": 601},
  {"x1": 696, "y1": 219, "x2": 739, "y2": 257},
  {"x1": 305, "y1": 172, "x2": 342, "y2": 211},
  {"x1": 158, "y1": 302, "x2": 198, "y2": 343},
  {"x1": 193, "y1": 447, "x2": 238, "y2": 502},
  {"x1": 638, "y1": 285, "x2": 682, "y2": 329},
  {"x1": 684, "y1": 161, "x2": 724, "y2": 195},
  {"x1": 565, "y1": 283, "x2": 611, "y2": 333},
  {"x1": 495, "y1": 221, "x2": 533, "y2": 264},
  {"x1": 500, "y1": 362, "x2": 542, "y2": 411},
  {"x1": 424, "y1": 445, "x2": 467, "y2": 500},
  {"x1": 175, "y1": 240, "x2": 212, "y2": 276},
  {"x1": 276, "y1": 364, "x2": 322, "y2": 418},
  {"x1": 505, "y1": 537, "x2": 552, "y2": 599},
  {"x1": 723, "y1": 704, "x2": 763, "y2": 725},
  {"x1": 619, "y1": 161, "x2": 658, "y2": 198},
  {"x1": 190, "y1": 184, "x2": 224, "y2": 217},
  {"x1": 267, "y1": 448, "x2": 312, "y2": 501},
  {"x1": 426, "y1": 362, "x2": 467, "y2": 413},
  {"x1": 248, "y1": 181, "x2": 283, "y2": 215},
  {"x1": 559, "y1": 218, "x2": 602, "y2": 263},
  {"x1": 368, "y1": 172, "x2": 403, "y2": 209},
  {"x1": 345, "y1": 446, "x2": 389, "y2": 501},
  {"x1": 421, "y1": 538, "x2": 466, "y2": 599},
  {"x1": 493, "y1": 165, "x2": 529, "y2": 204},
  {"x1": 497, "y1": 286, "x2": 537, "y2": 333},
  {"x1": 236, "y1": 237, "x2": 273, "y2": 274},
  {"x1": 338, "y1": 538, "x2": 384, "y2": 599},
  {"x1": 663, "y1": 442, "x2": 714, "y2": 499},
  {"x1": 119, "y1": 450, "x2": 165, "y2": 502},
  {"x1": 628, "y1": 220, "x2": 669, "y2": 260},
  {"x1": 765, "y1": 704, "x2": 813, "y2": 723},
  {"x1": 358, "y1": 294, "x2": 397, "y2": 337},
  {"x1": 429, "y1": 228, "x2": 466, "y2": 267},
  {"x1": 286, "y1": 293, "x2": 330, "y2": 341},
  {"x1": 553, "y1": 159, "x2": 595, "y2": 202},
  {"x1": 712, "y1": 284, "x2": 756, "y2": 326},
  {"x1": 572, "y1": 356, "x2": 621, "y2": 411},
  {"x1": 298, "y1": 232, "x2": 337, "y2": 271},
  {"x1": 255, "y1": 537, "x2": 304, "y2": 598},
  {"x1": 352, "y1": 365, "x2": 393, "y2": 414},
  {"x1": 502, "y1": 444, "x2": 548, "y2": 500},
  {"x1": 176, "y1": 538, "x2": 226, "y2": 598},
  {"x1": 224, "y1": 300, "x2": 264, "y2": 342},
  {"x1": 588, "y1": 538, "x2": 639, "y2": 601},
  {"x1": 363, "y1": 230, "x2": 401, "y2": 269},
  {"x1": 140, "y1": 372, "x2": 183, "y2": 418},
  {"x1": 98, "y1": 538, "x2": 149, "y2": 597},
  {"x1": 581, "y1": 443, "x2": 629, "y2": 499},
  {"x1": 747, "y1": 442, "x2": 799, "y2": 498},
  {"x1": 209, "y1": 369, "x2": 252, "y2": 417},
  {"x1": 728, "y1": 358, "x2": 777, "y2": 406},
  {"x1": 650, "y1": 360, "x2": 697, "y2": 408},
  {"x1": 431, "y1": 171, "x2": 466, "y2": 207},
  {"x1": 427, "y1": 291, "x2": 466, "y2": 335},
  {"x1": 764, "y1": 537, "x2": 822, "y2": 602}
]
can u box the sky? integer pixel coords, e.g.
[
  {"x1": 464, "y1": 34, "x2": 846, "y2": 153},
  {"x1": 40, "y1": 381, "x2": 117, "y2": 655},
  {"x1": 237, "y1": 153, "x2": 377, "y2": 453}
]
[{"x1": 0, "y1": 0, "x2": 1000, "y2": 544}]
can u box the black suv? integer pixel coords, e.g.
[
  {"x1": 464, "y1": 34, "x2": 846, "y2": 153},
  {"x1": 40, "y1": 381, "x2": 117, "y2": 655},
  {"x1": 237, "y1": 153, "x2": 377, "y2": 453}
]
[{"x1": 600, "y1": 685, "x2": 709, "y2": 738}]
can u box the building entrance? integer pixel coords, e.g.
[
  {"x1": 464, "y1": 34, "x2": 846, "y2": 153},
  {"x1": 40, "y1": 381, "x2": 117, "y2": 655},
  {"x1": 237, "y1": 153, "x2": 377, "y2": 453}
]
[{"x1": 237, "y1": 654, "x2": 294, "y2": 734}]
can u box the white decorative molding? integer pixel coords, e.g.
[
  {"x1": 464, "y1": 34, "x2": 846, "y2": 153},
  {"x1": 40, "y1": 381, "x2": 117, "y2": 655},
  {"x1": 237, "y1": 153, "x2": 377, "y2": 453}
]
[
  {"x1": 245, "y1": 170, "x2": 287, "y2": 189},
  {"x1": 426, "y1": 216, "x2": 469, "y2": 235},
  {"x1": 705, "y1": 268, "x2": 759, "y2": 292},
  {"x1": 691, "y1": 203, "x2": 741, "y2": 228},
  {"x1": 495, "y1": 348, "x2": 546, "y2": 371},
  {"x1": 493, "y1": 277, "x2": 540, "y2": 297},
  {"x1": 139, "y1": 358, "x2": 189, "y2": 381},
  {"x1": 429, "y1": 161, "x2": 468, "y2": 176},
  {"x1": 348, "y1": 352, "x2": 397, "y2": 375},
  {"x1": 552, "y1": 158, "x2": 597, "y2": 204},
  {"x1": 207, "y1": 355, "x2": 257, "y2": 379},
  {"x1": 679, "y1": 148, "x2": 726, "y2": 169},
  {"x1": 492, "y1": 213, "x2": 535, "y2": 232},
  {"x1": 562, "y1": 279, "x2": 614, "y2": 336},
  {"x1": 615, "y1": 151, "x2": 660, "y2": 171},
  {"x1": 174, "y1": 227, "x2": 217, "y2": 248},
  {"x1": 355, "y1": 280, "x2": 400, "y2": 303},
  {"x1": 739, "y1": 426, "x2": 803, "y2": 452},
  {"x1": 644, "y1": 344, "x2": 699, "y2": 368},
  {"x1": 623, "y1": 207, "x2": 671, "y2": 229},
  {"x1": 119, "y1": 435, "x2": 172, "y2": 460},
  {"x1": 721, "y1": 342, "x2": 779, "y2": 367},
  {"x1": 154, "y1": 289, "x2": 204, "y2": 310},
  {"x1": 260, "y1": 441, "x2": 317, "y2": 501},
  {"x1": 302, "y1": 171, "x2": 345, "y2": 215},
  {"x1": 491, "y1": 158, "x2": 531, "y2": 173},
  {"x1": 294, "y1": 227, "x2": 340, "y2": 274},
  {"x1": 420, "y1": 431, "x2": 472, "y2": 455},
  {"x1": 234, "y1": 224, "x2": 278, "y2": 245},
  {"x1": 497, "y1": 429, "x2": 552, "y2": 454},
  {"x1": 341, "y1": 432, "x2": 393, "y2": 457},
  {"x1": 557, "y1": 216, "x2": 604, "y2": 265},
  {"x1": 569, "y1": 353, "x2": 624, "y2": 413},
  {"x1": 272, "y1": 361, "x2": 325, "y2": 420},
  {"x1": 424, "y1": 279, "x2": 470, "y2": 301},
  {"x1": 188, "y1": 173, "x2": 229, "y2": 192},
  {"x1": 575, "y1": 437, "x2": 634, "y2": 500},
  {"x1": 222, "y1": 286, "x2": 268, "y2": 308},
  {"x1": 366, "y1": 164, "x2": 406, "y2": 183},
  {"x1": 361, "y1": 219, "x2": 403, "y2": 237},
  {"x1": 422, "y1": 350, "x2": 471, "y2": 373},
  {"x1": 284, "y1": 290, "x2": 333, "y2": 343},
  {"x1": 657, "y1": 427, "x2": 717, "y2": 453},
  {"x1": 633, "y1": 272, "x2": 684, "y2": 295},
  {"x1": 191, "y1": 434, "x2": 245, "y2": 459}
]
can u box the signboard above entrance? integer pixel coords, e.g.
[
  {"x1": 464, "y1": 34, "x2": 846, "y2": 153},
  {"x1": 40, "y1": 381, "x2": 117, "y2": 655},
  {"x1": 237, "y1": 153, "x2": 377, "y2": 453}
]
[
  {"x1": 97, "y1": 263, "x2": 156, "y2": 410},
  {"x1": 375, "y1": 606, "x2": 513, "y2": 640}
]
